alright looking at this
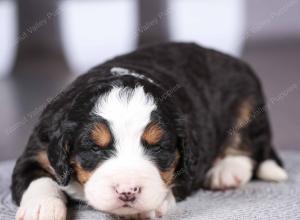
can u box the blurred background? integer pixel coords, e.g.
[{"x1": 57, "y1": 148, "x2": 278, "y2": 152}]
[{"x1": 0, "y1": 0, "x2": 299, "y2": 161}]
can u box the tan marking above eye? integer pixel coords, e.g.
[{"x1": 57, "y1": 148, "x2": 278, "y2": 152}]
[
  {"x1": 91, "y1": 122, "x2": 112, "y2": 147},
  {"x1": 142, "y1": 122, "x2": 164, "y2": 145}
]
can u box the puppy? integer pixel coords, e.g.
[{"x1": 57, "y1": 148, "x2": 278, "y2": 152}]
[{"x1": 12, "y1": 43, "x2": 287, "y2": 219}]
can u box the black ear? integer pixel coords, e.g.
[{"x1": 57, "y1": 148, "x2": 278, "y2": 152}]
[
  {"x1": 174, "y1": 116, "x2": 189, "y2": 174},
  {"x1": 172, "y1": 116, "x2": 198, "y2": 201},
  {"x1": 47, "y1": 134, "x2": 73, "y2": 186},
  {"x1": 175, "y1": 115, "x2": 199, "y2": 178}
]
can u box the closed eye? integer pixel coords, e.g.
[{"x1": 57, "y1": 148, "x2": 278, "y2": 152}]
[
  {"x1": 142, "y1": 140, "x2": 161, "y2": 152},
  {"x1": 151, "y1": 146, "x2": 161, "y2": 153},
  {"x1": 91, "y1": 145, "x2": 101, "y2": 152}
]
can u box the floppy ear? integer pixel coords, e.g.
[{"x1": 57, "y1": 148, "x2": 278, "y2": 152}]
[
  {"x1": 174, "y1": 116, "x2": 190, "y2": 175},
  {"x1": 172, "y1": 116, "x2": 198, "y2": 201},
  {"x1": 175, "y1": 115, "x2": 202, "y2": 177},
  {"x1": 47, "y1": 133, "x2": 73, "y2": 186}
]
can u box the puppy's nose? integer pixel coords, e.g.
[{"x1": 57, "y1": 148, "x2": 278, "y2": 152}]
[{"x1": 114, "y1": 185, "x2": 141, "y2": 202}]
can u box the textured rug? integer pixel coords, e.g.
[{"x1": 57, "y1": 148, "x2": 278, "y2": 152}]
[{"x1": 1, "y1": 151, "x2": 299, "y2": 220}]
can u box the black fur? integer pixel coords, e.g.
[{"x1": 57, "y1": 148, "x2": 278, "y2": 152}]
[{"x1": 11, "y1": 42, "x2": 282, "y2": 205}]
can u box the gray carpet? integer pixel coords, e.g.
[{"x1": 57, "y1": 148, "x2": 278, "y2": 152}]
[{"x1": 1, "y1": 151, "x2": 300, "y2": 220}]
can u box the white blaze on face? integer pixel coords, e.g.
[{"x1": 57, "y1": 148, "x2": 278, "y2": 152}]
[{"x1": 85, "y1": 86, "x2": 168, "y2": 215}]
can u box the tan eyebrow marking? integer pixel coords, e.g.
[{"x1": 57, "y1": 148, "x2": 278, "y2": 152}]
[
  {"x1": 91, "y1": 122, "x2": 112, "y2": 147},
  {"x1": 142, "y1": 122, "x2": 164, "y2": 145}
]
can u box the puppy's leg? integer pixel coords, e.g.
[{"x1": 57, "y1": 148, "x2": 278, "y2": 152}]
[
  {"x1": 16, "y1": 177, "x2": 67, "y2": 220},
  {"x1": 206, "y1": 98, "x2": 254, "y2": 189},
  {"x1": 12, "y1": 149, "x2": 67, "y2": 220},
  {"x1": 256, "y1": 148, "x2": 287, "y2": 182},
  {"x1": 206, "y1": 97, "x2": 287, "y2": 190},
  {"x1": 206, "y1": 155, "x2": 253, "y2": 190},
  {"x1": 246, "y1": 100, "x2": 288, "y2": 182}
]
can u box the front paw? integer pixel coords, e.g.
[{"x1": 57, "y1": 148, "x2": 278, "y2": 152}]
[
  {"x1": 123, "y1": 191, "x2": 176, "y2": 219},
  {"x1": 122, "y1": 211, "x2": 160, "y2": 220},
  {"x1": 154, "y1": 192, "x2": 176, "y2": 218},
  {"x1": 16, "y1": 197, "x2": 67, "y2": 220},
  {"x1": 206, "y1": 156, "x2": 253, "y2": 190}
]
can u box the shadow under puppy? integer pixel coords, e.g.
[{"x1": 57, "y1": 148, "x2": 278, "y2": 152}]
[{"x1": 12, "y1": 43, "x2": 287, "y2": 220}]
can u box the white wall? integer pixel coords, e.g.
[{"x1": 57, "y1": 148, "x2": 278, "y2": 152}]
[
  {"x1": 60, "y1": 0, "x2": 246, "y2": 74},
  {"x1": 1, "y1": 0, "x2": 298, "y2": 77},
  {"x1": 246, "y1": 0, "x2": 300, "y2": 41},
  {"x1": 60, "y1": 0, "x2": 138, "y2": 74},
  {"x1": 169, "y1": 0, "x2": 246, "y2": 57},
  {"x1": 0, "y1": 1, "x2": 16, "y2": 77}
]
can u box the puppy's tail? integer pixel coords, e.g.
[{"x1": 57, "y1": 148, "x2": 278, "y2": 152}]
[{"x1": 256, "y1": 148, "x2": 288, "y2": 182}]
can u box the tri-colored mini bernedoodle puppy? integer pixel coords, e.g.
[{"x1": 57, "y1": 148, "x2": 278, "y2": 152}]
[{"x1": 12, "y1": 43, "x2": 288, "y2": 220}]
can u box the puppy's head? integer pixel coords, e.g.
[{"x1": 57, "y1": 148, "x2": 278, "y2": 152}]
[{"x1": 68, "y1": 86, "x2": 181, "y2": 215}]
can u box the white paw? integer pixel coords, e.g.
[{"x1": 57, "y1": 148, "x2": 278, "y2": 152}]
[
  {"x1": 257, "y1": 160, "x2": 288, "y2": 182},
  {"x1": 16, "y1": 197, "x2": 67, "y2": 220},
  {"x1": 206, "y1": 156, "x2": 253, "y2": 190},
  {"x1": 122, "y1": 211, "x2": 156, "y2": 220},
  {"x1": 122, "y1": 191, "x2": 176, "y2": 219},
  {"x1": 16, "y1": 178, "x2": 67, "y2": 220},
  {"x1": 154, "y1": 191, "x2": 176, "y2": 218}
]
